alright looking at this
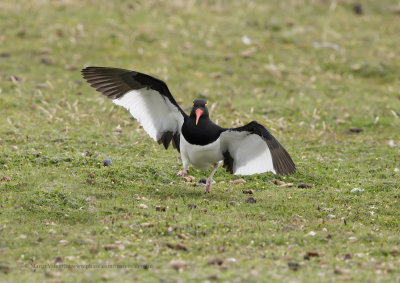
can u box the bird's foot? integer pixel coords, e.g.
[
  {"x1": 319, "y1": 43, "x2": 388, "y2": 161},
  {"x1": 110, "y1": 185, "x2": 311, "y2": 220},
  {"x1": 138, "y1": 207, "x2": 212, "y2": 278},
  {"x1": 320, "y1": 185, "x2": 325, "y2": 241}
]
[
  {"x1": 176, "y1": 168, "x2": 189, "y2": 179},
  {"x1": 205, "y1": 178, "x2": 213, "y2": 193}
]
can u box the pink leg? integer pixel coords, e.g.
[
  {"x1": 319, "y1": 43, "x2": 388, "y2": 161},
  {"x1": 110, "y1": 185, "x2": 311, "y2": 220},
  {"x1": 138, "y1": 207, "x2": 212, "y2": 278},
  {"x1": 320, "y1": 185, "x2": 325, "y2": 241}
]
[
  {"x1": 205, "y1": 162, "x2": 221, "y2": 193},
  {"x1": 176, "y1": 167, "x2": 189, "y2": 179}
]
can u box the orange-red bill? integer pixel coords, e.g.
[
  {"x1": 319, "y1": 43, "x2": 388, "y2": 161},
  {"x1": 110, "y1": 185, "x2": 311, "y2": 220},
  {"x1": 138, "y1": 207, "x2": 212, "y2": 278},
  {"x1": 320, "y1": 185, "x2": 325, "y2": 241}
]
[{"x1": 195, "y1": 109, "x2": 204, "y2": 125}]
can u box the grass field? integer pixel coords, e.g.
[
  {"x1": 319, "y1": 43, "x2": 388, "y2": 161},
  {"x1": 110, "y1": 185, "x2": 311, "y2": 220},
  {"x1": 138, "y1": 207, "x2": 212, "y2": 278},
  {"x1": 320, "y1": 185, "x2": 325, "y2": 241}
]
[{"x1": 1, "y1": 0, "x2": 400, "y2": 282}]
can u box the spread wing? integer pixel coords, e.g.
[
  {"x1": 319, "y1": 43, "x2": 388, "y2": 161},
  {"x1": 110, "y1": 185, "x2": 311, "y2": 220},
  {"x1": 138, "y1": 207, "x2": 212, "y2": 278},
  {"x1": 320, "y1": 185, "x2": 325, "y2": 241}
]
[
  {"x1": 81, "y1": 67, "x2": 188, "y2": 152},
  {"x1": 220, "y1": 121, "x2": 296, "y2": 176}
]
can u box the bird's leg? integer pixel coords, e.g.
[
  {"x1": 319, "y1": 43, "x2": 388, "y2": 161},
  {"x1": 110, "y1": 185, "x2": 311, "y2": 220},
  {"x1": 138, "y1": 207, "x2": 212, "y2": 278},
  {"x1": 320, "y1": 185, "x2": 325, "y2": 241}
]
[
  {"x1": 176, "y1": 167, "x2": 189, "y2": 179},
  {"x1": 205, "y1": 162, "x2": 221, "y2": 193}
]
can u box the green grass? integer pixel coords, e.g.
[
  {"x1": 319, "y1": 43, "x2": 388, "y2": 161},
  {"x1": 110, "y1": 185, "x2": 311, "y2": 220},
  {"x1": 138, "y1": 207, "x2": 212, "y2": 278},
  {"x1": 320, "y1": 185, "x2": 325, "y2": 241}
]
[{"x1": 1, "y1": 0, "x2": 400, "y2": 282}]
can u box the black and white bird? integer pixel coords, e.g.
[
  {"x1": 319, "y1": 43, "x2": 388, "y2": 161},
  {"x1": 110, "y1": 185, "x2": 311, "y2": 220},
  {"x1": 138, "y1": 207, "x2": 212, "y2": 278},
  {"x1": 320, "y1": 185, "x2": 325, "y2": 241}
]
[{"x1": 81, "y1": 67, "x2": 296, "y2": 192}]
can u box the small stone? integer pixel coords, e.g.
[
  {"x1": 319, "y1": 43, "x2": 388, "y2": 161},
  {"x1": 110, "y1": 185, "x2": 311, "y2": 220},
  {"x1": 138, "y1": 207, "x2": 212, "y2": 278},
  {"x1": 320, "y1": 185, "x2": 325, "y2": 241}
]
[
  {"x1": 103, "y1": 159, "x2": 113, "y2": 166},
  {"x1": 348, "y1": 236, "x2": 357, "y2": 243},
  {"x1": 350, "y1": 188, "x2": 364, "y2": 193},
  {"x1": 246, "y1": 197, "x2": 257, "y2": 204},
  {"x1": 229, "y1": 179, "x2": 246, "y2": 184},
  {"x1": 334, "y1": 268, "x2": 351, "y2": 275},
  {"x1": 298, "y1": 183, "x2": 313, "y2": 188},
  {"x1": 306, "y1": 250, "x2": 324, "y2": 257},
  {"x1": 175, "y1": 243, "x2": 188, "y2": 251},
  {"x1": 344, "y1": 254, "x2": 352, "y2": 260},
  {"x1": 349, "y1": 127, "x2": 363, "y2": 133},
  {"x1": 208, "y1": 258, "x2": 224, "y2": 266},
  {"x1": 327, "y1": 214, "x2": 336, "y2": 219},
  {"x1": 183, "y1": 175, "x2": 195, "y2": 182},
  {"x1": 103, "y1": 244, "x2": 118, "y2": 251},
  {"x1": 288, "y1": 261, "x2": 300, "y2": 271},
  {"x1": 177, "y1": 234, "x2": 189, "y2": 240},
  {"x1": 241, "y1": 35, "x2": 252, "y2": 45},
  {"x1": 86, "y1": 178, "x2": 96, "y2": 185},
  {"x1": 166, "y1": 242, "x2": 187, "y2": 251},
  {"x1": 226, "y1": 257, "x2": 237, "y2": 263},
  {"x1": 307, "y1": 231, "x2": 316, "y2": 236},
  {"x1": 273, "y1": 179, "x2": 286, "y2": 186},
  {"x1": 170, "y1": 259, "x2": 186, "y2": 272},
  {"x1": 240, "y1": 47, "x2": 257, "y2": 58},
  {"x1": 228, "y1": 201, "x2": 237, "y2": 206},
  {"x1": 40, "y1": 56, "x2": 54, "y2": 65},
  {"x1": 89, "y1": 247, "x2": 99, "y2": 254},
  {"x1": 388, "y1": 140, "x2": 395, "y2": 147},
  {"x1": 242, "y1": 189, "x2": 254, "y2": 194},
  {"x1": 139, "y1": 204, "x2": 148, "y2": 209},
  {"x1": 272, "y1": 179, "x2": 293, "y2": 187},
  {"x1": 59, "y1": 240, "x2": 68, "y2": 246},
  {"x1": 224, "y1": 54, "x2": 234, "y2": 61},
  {"x1": 156, "y1": 206, "x2": 166, "y2": 212}
]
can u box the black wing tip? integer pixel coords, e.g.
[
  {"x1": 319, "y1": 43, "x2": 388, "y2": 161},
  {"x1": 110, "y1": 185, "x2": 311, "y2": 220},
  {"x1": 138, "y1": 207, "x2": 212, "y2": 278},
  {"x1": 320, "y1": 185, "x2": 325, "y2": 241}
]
[
  {"x1": 276, "y1": 165, "x2": 296, "y2": 176},
  {"x1": 81, "y1": 66, "x2": 105, "y2": 73},
  {"x1": 81, "y1": 66, "x2": 133, "y2": 99},
  {"x1": 157, "y1": 131, "x2": 181, "y2": 153},
  {"x1": 272, "y1": 147, "x2": 296, "y2": 176},
  {"x1": 81, "y1": 66, "x2": 129, "y2": 76}
]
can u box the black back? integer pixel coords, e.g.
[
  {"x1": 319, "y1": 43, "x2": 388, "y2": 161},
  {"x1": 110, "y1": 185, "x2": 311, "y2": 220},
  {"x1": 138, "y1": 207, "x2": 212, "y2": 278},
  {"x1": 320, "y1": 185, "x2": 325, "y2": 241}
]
[{"x1": 181, "y1": 117, "x2": 223, "y2": 145}]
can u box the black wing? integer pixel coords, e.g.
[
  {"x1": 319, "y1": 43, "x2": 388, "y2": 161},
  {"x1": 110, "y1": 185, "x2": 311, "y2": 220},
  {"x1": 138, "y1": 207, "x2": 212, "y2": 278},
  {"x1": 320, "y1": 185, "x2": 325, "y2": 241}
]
[
  {"x1": 220, "y1": 121, "x2": 296, "y2": 176},
  {"x1": 82, "y1": 67, "x2": 188, "y2": 152}
]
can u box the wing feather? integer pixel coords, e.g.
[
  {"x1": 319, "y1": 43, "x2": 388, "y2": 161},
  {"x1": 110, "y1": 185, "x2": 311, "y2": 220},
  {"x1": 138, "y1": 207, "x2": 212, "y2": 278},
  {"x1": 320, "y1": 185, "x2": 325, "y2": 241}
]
[
  {"x1": 220, "y1": 121, "x2": 295, "y2": 176},
  {"x1": 82, "y1": 66, "x2": 188, "y2": 152}
]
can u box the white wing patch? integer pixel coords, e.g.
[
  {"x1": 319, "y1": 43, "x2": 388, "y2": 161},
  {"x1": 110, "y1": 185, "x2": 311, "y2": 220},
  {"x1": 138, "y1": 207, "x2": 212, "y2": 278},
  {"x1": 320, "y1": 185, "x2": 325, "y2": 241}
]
[
  {"x1": 220, "y1": 131, "x2": 275, "y2": 175},
  {"x1": 112, "y1": 88, "x2": 184, "y2": 141}
]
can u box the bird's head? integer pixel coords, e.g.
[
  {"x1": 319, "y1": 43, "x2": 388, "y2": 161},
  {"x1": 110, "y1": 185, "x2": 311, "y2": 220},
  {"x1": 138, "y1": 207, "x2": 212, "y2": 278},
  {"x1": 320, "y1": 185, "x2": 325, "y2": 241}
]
[{"x1": 190, "y1": 99, "x2": 209, "y2": 125}]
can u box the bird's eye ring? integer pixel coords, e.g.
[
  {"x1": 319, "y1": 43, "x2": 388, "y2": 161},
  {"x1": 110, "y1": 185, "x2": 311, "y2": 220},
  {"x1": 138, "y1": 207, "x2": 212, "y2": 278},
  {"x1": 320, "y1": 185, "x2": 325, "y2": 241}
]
[{"x1": 205, "y1": 103, "x2": 207, "y2": 107}]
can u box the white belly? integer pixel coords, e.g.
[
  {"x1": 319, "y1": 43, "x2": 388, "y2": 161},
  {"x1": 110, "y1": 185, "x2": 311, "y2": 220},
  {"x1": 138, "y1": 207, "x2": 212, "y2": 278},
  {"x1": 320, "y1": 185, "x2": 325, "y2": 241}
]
[{"x1": 180, "y1": 135, "x2": 223, "y2": 170}]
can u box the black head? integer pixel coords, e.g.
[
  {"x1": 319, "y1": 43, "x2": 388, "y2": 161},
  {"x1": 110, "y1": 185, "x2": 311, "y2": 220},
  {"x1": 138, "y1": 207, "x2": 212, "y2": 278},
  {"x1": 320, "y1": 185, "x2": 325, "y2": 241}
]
[{"x1": 190, "y1": 99, "x2": 209, "y2": 125}]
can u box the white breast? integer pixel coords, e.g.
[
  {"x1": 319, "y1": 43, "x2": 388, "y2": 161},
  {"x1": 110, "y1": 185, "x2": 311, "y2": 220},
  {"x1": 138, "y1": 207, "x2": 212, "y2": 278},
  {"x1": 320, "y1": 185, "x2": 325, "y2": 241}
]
[{"x1": 180, "y1": 135, "x2": 223, "y2": 170}]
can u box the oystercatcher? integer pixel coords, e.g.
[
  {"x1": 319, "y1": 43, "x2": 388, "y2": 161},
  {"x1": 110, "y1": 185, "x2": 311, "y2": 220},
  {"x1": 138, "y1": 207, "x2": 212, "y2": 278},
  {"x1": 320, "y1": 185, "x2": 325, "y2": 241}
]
[{"x1": 82, "y1": 67, "x2": 296, "y2": 192}]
